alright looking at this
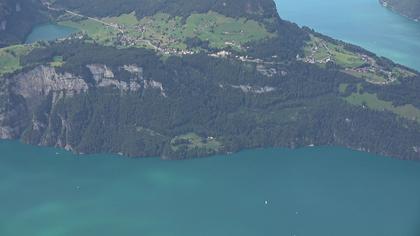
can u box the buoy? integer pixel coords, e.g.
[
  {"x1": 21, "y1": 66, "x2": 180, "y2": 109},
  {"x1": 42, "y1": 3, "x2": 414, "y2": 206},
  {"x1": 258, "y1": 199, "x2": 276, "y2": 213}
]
[{"x1": 265, "y1": 200, "x2": 268, "y2": 205}]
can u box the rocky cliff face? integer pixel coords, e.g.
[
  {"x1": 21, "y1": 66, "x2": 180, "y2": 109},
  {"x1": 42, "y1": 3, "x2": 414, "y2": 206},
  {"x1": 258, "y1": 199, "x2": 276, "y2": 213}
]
[
  {"x1": 87, "y1": 64, "x2": 166, "y2": 96},
  {"x1": 1, "y1": 65, "x2": 86, "y2": 140},
  {"x1": 11, "y1": 64, "x2": 166, "y2": 100},
  {"x1": 0, "y1": 63, "x2": 169, "y2": 154},
  {"x1": 13, "y1": 66, "x2": 89, "y2": 99}
]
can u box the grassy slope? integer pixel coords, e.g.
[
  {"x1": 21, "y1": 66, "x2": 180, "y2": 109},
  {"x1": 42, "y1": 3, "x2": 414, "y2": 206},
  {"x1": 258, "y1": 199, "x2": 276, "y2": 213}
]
[
  {"x1": 171, "y1": 133, "x2": 222, "y2": 152},
  {"x1": 303, "y1": 35, "x2": 365, "y2": 68},
  {"x1": 345, "y1": 92, "x2": 420, "y2": 122},
  {"x1": 303, "y1": 34, "x2": 415, "y2": 85},
  {"x1": 0, "y1": 44, "x2": 37, "y2": 77},
  {"x1": 59, "y1": 11, "x2": 274, "y2": 51},
  {"x1": 184, "y1": 12, "x2": 274, "y2": 49}
]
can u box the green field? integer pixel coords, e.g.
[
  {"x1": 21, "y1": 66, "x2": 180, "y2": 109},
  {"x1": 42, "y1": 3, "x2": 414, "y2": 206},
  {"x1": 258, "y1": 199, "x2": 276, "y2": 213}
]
[
  {"x1": 104, "y1": 12, "x2": 139, "y2": 25},
  {"x1": 345, "y1": 92, "x2": 420, "y2": 122},
  {"x1": 0, "y1": 44, "x2": 36, "y2": 77},
  {"x1": 344, "y1": 67, "x2": 415, "y2": 84},
  {"x1": 304, "y1": 35, "x2": 415, "y2": 84},
  {"x1": 136, "y1": 13, "x2": 187, "y2": 50},
  {"x1": 50, "y1": 56, "x2": 64, "y2": 67},
  {"x1": 59, "y1": 11, "x2": 274, "y2": 51},
  {"x1": 183, "y1": 11, "x2": 274, "y2": 49},
  {"x1": 344, "y1": 70, "x2": 388, "y2": 84},
  {"x1": 304, "y1": 35, "x2": 365, "y2": 68},
  {"x1": 339, "y1": 83, "x2": 349, "y2": 93},
  {"x1": 171, "y1": 133, "x2": 223, "y2": 152},
  {"x1": 392, "y1": 67, "x2": 417, "y2": 79},
  {"x1": 59, "y1": 19, "x2": 118, "y2": 47}
]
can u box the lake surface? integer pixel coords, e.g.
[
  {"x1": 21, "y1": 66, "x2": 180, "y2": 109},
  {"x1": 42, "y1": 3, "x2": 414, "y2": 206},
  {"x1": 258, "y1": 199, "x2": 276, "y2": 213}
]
[
  {"x1": 25, "y1": 24, "x2": 77, "y2": 44},
  {"x1": 5, "y1": 1, "x2": 420, "y2": 235},
  {"x1": 1, "y1": 141, "x2": 420, "y2": 236},
  {"x1": 276, "y1": 0, "x2": 420, "y2": 71}
]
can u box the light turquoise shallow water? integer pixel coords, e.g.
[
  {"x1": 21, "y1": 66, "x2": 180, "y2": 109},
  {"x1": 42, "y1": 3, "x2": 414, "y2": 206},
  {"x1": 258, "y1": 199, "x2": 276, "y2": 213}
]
[
  {"x1": 8, "y1": 1, "x2": 420, "y2": 235},
  {"x1": 1, "y1": 141, "x2": 420, "y2": 236},
  {"x1": 25, "y1": 24, "x2": 77, "y2": 44},
  {"x1": 275, "y1": 0, "x2": 420, "y2": 71}
]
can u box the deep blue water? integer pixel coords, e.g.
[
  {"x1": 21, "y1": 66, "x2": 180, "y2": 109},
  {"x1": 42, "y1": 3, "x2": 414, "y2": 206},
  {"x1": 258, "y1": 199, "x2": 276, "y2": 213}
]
[{"x1": 25, "y1": 24, "x2": 76, "y2": 44}]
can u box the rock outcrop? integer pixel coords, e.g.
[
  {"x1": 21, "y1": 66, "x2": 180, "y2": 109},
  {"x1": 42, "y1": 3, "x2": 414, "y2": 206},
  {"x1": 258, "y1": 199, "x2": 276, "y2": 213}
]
[
  {"x1": 0, "y1": 62, "x2": 169, "y2": 152},
  {"x1": 87, "y1": 64, "x2": 166, "y2": 96},
  {"x1": 13, "y1": 66, "x2": 89, "y2": 99}
]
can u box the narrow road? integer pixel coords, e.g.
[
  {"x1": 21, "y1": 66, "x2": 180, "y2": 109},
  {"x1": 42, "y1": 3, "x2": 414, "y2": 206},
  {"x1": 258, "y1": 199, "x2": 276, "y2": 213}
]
[
  {"x1": 41, "y1": 0, "x2": 161, "y2": 51},
  {"x1": 63, "y1": 10, "x2": 124, "y2": 34},
  {"x1": 40, "y1": 0, "x2": 279, "y2": 66}
]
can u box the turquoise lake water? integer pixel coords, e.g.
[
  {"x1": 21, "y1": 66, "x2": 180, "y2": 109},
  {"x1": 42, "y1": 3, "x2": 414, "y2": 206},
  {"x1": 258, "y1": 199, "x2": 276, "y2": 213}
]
[
  {"x1": 275, "y1": 0, "x2": 420, "y2": 71},
  {"x1": 25, "y1": 24, "x2": 77, "y2": 44},
  {"x1": 6, "y1": 1, "x2": 420, "y2": 235},
  {"x1": 1, "y1": 141, "x2": 420, "y2": 236}
]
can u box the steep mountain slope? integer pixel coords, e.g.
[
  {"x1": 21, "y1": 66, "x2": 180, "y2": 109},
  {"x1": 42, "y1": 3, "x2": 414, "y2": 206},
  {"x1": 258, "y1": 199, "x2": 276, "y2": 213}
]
[
  {"x1": 0, "y1": 0, "x2": 47, "y2": 47},
  {"x1": 380, "y1": 0, "x2": 420, "y2": 21},
  {"x1": 52, "y1": 0, "x2": 279, "y2": 19},
  {"x1": 0, "y1": 0, "x2": 419, "y2": 159}
]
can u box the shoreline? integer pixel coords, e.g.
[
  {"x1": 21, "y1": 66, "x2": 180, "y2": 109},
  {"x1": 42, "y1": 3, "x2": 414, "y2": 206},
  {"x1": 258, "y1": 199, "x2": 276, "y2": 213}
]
[
  {"x1": 379, "y1": 0, "x2": 420, "y2": 23},
  {"x1": 1, "y1": 138, "x2": 417, "y2": 162}
]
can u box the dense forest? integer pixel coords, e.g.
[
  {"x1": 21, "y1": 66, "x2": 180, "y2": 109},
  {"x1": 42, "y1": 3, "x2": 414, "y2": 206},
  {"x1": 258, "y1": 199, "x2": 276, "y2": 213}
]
[
  {"x1": 0, "y1": 0, "x2": 47, "y2": 47},
  {"x1": 0, "y1": 38, "x2": 417, "y2": 159},
  {"x1": 53, "y1": 0, "x2": 279, "y2": 21}
]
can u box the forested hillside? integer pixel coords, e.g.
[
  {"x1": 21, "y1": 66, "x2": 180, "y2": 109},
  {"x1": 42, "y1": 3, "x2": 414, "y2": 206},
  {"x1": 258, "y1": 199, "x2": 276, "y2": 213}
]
[
  {"x1": 52, "y1": 0, "x2": 279, "y2": 20},
  {"x1": 0, "y1": 0, "x2": 419, "y2": 159},
  {"x1": 0, "y1": 0, "x2": 47, "y2": 47},
  {"x1": 380, "y1": 0, "x2": 420, "y2": 21}
]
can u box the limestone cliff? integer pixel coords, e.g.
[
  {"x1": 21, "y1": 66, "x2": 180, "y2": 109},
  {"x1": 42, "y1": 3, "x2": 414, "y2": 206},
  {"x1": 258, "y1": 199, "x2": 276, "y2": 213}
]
[{"x1": 0, "y1": 63, "x2": 169, "y2": 155}]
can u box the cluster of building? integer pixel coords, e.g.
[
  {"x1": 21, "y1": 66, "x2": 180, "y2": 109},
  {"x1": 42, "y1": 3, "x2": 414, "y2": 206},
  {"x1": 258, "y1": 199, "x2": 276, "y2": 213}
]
[
  {"x1": 113, "y1": 23, "x2": 197, "y2": 56},
  {"x1": 298, "y1": 42, "x2": 332, "y2": 64}
]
